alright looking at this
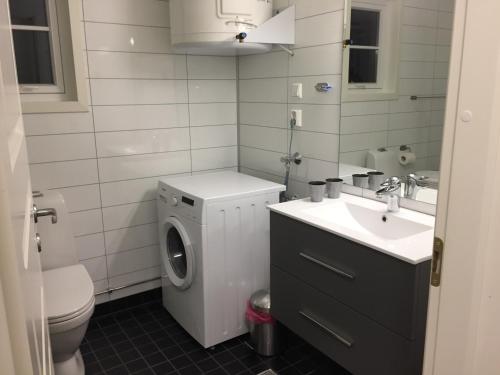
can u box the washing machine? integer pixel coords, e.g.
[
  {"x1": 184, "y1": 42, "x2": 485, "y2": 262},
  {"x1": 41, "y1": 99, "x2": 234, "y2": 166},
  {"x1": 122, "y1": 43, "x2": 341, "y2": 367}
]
[{"x1": 157, "y1": 171, "x2": 285, "y2": 348}]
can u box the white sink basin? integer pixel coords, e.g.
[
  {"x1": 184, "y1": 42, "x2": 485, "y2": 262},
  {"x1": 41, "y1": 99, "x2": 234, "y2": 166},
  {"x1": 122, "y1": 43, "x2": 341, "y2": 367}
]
[{"x1": 269, "y1": 193, "x2": 435, "y2": 264}]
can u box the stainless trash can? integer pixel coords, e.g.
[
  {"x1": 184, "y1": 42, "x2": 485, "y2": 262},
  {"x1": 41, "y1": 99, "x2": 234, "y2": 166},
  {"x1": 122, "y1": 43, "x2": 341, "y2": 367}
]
[{"x1": 246, "y1": 290, "x2": 280, "y2": 356}]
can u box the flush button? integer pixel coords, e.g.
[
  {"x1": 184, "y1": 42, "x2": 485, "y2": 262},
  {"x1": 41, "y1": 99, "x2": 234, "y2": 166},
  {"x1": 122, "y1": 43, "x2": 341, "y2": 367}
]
[{"x1": 461, "y1": 110, "x2": 473, "y2": 122}]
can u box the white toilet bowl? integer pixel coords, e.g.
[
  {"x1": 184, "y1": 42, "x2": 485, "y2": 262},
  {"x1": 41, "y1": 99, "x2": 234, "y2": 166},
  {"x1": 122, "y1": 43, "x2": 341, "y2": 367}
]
[{"x1": 43, "y1": 264, "x2": 95, "y2": 375}]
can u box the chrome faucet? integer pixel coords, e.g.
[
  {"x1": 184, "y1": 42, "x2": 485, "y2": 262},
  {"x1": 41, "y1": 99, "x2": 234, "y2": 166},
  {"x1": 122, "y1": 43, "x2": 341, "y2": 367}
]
[
  {"x1": 376, "y1": 177, "x2": 401, "y2": 212},
  {"x1": 402, "y1": 173, "x2": 429, "y2": 199}
]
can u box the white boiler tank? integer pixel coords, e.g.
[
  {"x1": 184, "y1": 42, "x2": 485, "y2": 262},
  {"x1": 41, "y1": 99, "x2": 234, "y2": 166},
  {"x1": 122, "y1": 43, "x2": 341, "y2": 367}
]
[{"x1": 169, "y1": 0, "x2": 274, "y2": 55}]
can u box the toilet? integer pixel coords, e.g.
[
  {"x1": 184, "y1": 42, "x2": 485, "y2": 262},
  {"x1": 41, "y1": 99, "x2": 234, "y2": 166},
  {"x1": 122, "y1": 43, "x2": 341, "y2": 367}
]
[{"x1": 35, "y1": 191, "x2": 95, "y2": 375}]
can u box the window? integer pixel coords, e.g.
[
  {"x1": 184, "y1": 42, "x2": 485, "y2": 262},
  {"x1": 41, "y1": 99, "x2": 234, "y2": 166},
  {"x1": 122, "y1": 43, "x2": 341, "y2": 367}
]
[
  {"x1": 8, "y1": 0, "x2": 88, "y2": 113},
  {"x1": 342, "y1": 0, "x2": 401, "y2": 102},
  {"x1": 10, "y1": 0, "x2": 64, "y2": 94}
]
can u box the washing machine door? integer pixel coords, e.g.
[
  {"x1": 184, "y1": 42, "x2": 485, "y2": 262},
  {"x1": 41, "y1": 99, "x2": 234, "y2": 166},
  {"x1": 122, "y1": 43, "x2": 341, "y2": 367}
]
[{"x1": 160, "y1": 217, "x2": 195, "y2": 290}]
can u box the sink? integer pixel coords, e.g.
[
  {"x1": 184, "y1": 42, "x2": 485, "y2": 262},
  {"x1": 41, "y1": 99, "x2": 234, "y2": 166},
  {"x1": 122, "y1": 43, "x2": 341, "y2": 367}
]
[
  {"x1": 303, "y1": 201, "x2": 432, "y2": 240},
  {"x1": 269, "y1": 193, "x2": 435, "y2": 264}
]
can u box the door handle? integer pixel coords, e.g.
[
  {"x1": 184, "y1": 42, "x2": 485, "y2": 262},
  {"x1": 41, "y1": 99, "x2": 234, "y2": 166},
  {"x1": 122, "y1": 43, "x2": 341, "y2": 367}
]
[
  {"x1": 32, "y1": 204, "x2": 58, "y2": 224},
  {"x1": 35, "y1": 233, "x2": 42, "y2": 253}
]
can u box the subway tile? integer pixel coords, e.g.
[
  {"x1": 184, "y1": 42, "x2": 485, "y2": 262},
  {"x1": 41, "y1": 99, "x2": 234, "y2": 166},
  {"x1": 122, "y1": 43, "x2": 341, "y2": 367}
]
[
  {"x1": 188, "y1": 80, "x2": 236, "y2": 103},
  {"x1": 400, "y1": 44, "x2": 436, "y2": 62},
  {"x1": 71, "y1": 209, "x2": 103, "y2": 237},
  {"x1": 437, "y1": 28, "x2": 453, "y2": 46},
  {"x1": 340, "y1": 114, "x2": 388, "y2": 134},
  {"x1": 102, "y1": 201, "x2": 157, "y2": 231},
  {"x1": 341, "y1": 101, "x2": 389, "y2": 116},
  {"x1": 290, "y1": 0, "x2": 344, "y2": 19},
  {"x1": 98, "y1": 150, "x2": 191, "y2": 182},
  {"x1": 239, "y1": 78, "x2": 288, "y2": 103},
  {"x1": 83, "y1": 0, "x2": 170, "y2": 27},
  {"x1": 387, "y1": 127, "x2": 430, "y2": 146},
  {"x1": 76, "y1": 233, "x2": 106, "y2": 261},
  {"x1": 404, "y1": 0, "x2": 438, "y2": 10},
  {"x1": 88, "y1": 51, "x2": 187, "y2": 79},
  {"x1": 56, "y1": 184, "x2": 101, "y2": 213},
  {"x1": 399, "y1": 78, "x2": 433, "y2": 96},
  {"x1": 290, "y1": 158, "x2": 338, "y2": 182},
  {"x1": 402, "y1": 7, "x2": 438, "y2": 27},
  {"x1": 438, "y1": 10, "x2": 454, "y2": 29},
  {"x1": 81, "y1": 256, "x2": 108, "y2": 282},
  {"x1": 85, "y1": 22, "x2": 172, "y2": 53},
  {"x1": 294, "y1": 11, "x2": 343, "y2": 48},
  {"x1": 289, "y1": 44, "x2": 342, "y2": 76},
  {"x1": 100, "y1": 175, "x2": 172, "y2": 207},
  {"x1": 93, "y1": 104, "x2": 189, "y2": 132},
  {"x1": 95, "y1": 128, "x2": 190, "y2": 157},
  {"x1": 189, "y1": 103, "x2": 237, "y2": 126},
  {"x1": 435, "y1": 46, "x2": 451, "y2": 62},
  {"x1": 30, "y1": 159, "x2": 98, "y2": 189},
  {"x1": 399, "y1": 62, "x2": 435, "y2": 79},
  {"x1": 239, "y1": 146, "x2": 284, "y2": 177},
  {"x1": 108, "y1": 267, "x2": 161, "y2": 300},
  {"x1": 191, "y1": 146, "x2": 238, "y2": 171},
  {"x1": 90, "y1": 79, "x2": 188, "y2": 105},
  {"x1": 239, "y1": 125, "x2": 287, "y2": 152},
  {"x1": 190, "y1": 125, "x2": 237, "y2": 149},
  {"x1": 291, "y1": 131, "x2": 339, "y2": 162},
  {"x1": 288, "y1": 104, "x2": 340, "y2": 133},
  {"x1": 187, "y1": 56, "x2": 236, "y2": 79},
  {"x1": 388, "y1": 111, "x2": 431, "y2": 130},
  {"x1": 26, "y1": 134, "x2": 96, "y2": 163},
  {"x1": 429, "y1": 126, "x2": 444, "y2": 141},
  {"x1": 106, "y1": 246, "x2": 160, "y2": 278},
  {"x1": 23, "y1": 111, "x2": 94, "y2": 136},
  {"x1": 400, "y1": 25, "x2": 437, "y2": 45},
  {"x1": 239, "y1": 103, "x2": 287, "y2": 128},
  {"x1": 339, "y1": 150, "x2": 368, "y2": 167},
  {"x1": 339, "y1": 132, "x2": 387, "y2": 153},
  {"x1": 238, "y1": 52, "x2": 288, "y2": 79},
  {"x1": 105, "y1": 222, "x2": 158, "y2": 254}
]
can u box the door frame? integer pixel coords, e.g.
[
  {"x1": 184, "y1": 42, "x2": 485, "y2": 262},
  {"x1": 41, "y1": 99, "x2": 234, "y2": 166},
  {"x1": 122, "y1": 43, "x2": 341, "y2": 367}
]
[{"x1": 423, "y1": 0, "x2": 500, "y2": 374}]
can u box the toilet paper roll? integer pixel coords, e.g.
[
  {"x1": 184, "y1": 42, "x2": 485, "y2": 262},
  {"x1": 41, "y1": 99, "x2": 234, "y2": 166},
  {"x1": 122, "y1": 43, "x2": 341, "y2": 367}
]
[{"x1": 399, "y1": 152, "x2": 416, "y2": 166}]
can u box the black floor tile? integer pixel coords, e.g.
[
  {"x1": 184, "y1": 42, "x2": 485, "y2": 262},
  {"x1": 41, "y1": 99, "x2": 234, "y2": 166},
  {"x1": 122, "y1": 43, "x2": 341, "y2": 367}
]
[{"x1": 84, "y1": 288, "x2": 351, "y2": 375}]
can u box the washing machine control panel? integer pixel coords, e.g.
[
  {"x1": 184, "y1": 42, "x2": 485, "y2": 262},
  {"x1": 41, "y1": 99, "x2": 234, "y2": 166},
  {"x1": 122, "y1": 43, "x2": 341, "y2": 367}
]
[{"x1": 158, "y1": 182, "x2": 204, "y2": 223}]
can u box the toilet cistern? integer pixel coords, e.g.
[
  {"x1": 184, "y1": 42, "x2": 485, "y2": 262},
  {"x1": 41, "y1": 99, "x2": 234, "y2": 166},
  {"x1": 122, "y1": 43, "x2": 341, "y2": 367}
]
[{"x1": 376, "y1": 176, "x2": 402, "y2": 213}]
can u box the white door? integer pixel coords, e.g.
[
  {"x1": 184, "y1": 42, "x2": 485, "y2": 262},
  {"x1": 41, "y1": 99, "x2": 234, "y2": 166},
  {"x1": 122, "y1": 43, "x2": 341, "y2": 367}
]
[
  {"x1": 423, "y1": 0, "x2": 500, "y2": 374},
  {"x1": 0, "y1": 0, "x2": 52, "y2": 374}
]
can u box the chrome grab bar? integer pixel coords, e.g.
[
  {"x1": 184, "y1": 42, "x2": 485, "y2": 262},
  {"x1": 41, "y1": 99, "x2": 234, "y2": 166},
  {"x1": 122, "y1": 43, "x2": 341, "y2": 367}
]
[
  {"x1": 32, "y1": 204, "x2": 58, "y2": 224},
  {"x1": 299, "y1": 252, "x2": 355, "y2": 280},
  {"x1": 299, "y1": 311, "x2": 354, "y2": 348}
]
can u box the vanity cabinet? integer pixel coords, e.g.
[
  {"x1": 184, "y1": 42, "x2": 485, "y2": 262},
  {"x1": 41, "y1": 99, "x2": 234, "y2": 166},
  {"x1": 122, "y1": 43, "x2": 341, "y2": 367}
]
[{"x1": 270, "y1": 212, "x2": 431, "y2": 375}]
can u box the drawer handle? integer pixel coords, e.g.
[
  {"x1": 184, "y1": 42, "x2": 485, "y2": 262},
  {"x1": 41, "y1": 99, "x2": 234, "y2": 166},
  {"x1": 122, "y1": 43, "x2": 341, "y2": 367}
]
[
  {"x1": 299, "y1": 310, "x2": 354, "y2": 348},
  {"x1": 299, "y1": 252, "x2": 355, "y2": 280}
]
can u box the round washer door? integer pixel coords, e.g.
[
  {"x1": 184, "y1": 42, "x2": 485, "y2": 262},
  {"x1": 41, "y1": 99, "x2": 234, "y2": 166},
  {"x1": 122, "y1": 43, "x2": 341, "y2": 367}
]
[{"x1": 160, "y1": 217, "x2": 195, "y2": 290}]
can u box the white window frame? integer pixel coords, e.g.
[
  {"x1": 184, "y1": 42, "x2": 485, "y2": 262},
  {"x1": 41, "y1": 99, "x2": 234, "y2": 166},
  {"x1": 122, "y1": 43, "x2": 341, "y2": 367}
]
[
  {"x1": 11, "y1": 0, "x2": 88, "y2": 113},
  {"x1": 11, "y1": 0, "x2": 65, "y2": 94},
  {"x1": 342, "y1": 0, "x2": 401, "y2": 102}
]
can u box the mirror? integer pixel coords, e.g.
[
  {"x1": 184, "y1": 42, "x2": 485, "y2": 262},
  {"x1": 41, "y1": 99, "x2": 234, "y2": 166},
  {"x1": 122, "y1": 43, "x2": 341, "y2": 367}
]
[{"x1": 338, "y1": 0, "x2": 455, "y2": 205}]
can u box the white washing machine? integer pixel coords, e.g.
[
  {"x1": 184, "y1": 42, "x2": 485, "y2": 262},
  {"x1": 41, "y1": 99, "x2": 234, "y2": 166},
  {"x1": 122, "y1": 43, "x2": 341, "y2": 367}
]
[{"x1": 157, "y1": 171, "x2": 285, "y2": 348}]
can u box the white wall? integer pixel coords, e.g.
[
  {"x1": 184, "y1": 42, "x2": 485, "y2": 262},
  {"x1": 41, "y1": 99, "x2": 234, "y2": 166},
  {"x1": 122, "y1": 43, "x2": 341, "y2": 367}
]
[
  {"x1": 339, "y1": 0, "x2": 454, "y2": 172},
  {"x1": 23, "y1": 0, "x2": 238, "y2": 303},
  {"x1": 239, "y1": 0, "x2": 344, "y2": 197}
]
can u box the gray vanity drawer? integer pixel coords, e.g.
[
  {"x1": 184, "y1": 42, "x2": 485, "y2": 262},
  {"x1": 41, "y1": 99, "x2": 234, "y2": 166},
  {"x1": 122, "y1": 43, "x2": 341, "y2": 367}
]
[
  {"x1": 271, "y1": 212, "x2": 430, "y2": 339},
  {"x1": 271, "y1": 267, "x2": 421, "y2": 375}
]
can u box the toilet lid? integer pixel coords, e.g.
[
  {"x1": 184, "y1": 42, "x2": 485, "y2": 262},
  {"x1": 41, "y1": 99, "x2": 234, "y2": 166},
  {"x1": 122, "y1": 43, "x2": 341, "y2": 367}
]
[{"x1": 43, "y1": 264, "x2": 94, "y2": 321}]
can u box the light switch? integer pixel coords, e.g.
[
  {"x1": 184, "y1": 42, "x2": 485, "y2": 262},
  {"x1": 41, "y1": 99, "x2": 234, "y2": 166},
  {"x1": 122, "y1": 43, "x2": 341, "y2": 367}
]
[
  {"x1": 292, "y1": 83, "x2": 303, "y2": 98},
  {"x1": 291, "y1": 109, "x2": 303, "y2": 127}
]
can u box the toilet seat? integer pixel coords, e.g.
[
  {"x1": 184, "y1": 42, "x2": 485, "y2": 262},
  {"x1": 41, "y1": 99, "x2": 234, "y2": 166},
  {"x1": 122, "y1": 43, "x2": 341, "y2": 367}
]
[{"x1": 43, "y1": 264, "x2": 95, "y2": 333}]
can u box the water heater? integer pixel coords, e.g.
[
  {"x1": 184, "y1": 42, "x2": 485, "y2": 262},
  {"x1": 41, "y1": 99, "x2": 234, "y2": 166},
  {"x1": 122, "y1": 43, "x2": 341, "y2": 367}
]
[{"x1": 169, "y1": 0, "x2": 279, "y2": 55}]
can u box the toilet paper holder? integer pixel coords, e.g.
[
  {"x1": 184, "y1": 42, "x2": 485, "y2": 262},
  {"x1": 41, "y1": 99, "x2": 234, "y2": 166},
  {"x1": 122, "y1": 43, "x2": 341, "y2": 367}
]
[{"x1": 400, "y1": 145, "x2": 412, "y2": 152}]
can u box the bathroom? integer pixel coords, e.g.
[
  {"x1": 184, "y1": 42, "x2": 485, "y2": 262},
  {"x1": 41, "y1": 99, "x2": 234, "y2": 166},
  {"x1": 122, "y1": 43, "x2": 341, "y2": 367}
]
[{"x1": 0, "y1": 0, "x2": 499, "y2": 374}]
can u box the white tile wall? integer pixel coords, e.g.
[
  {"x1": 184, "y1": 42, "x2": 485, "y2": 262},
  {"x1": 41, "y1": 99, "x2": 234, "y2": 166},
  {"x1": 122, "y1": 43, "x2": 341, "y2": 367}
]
[
  {"x1": 25, "y1": 0, "x2": 237, "y2": 302},
  {"x1": 238, "y1": 1, "x2": 342, "y2": 196}
]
